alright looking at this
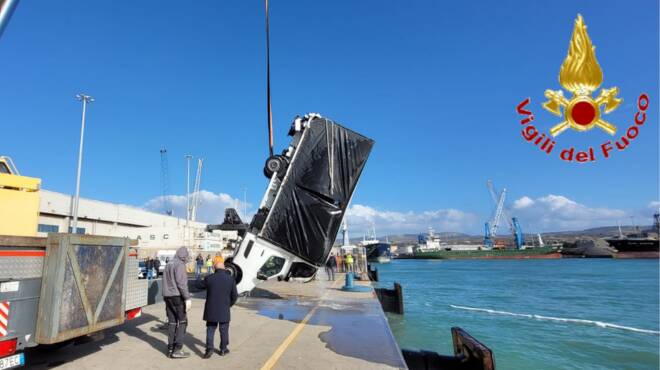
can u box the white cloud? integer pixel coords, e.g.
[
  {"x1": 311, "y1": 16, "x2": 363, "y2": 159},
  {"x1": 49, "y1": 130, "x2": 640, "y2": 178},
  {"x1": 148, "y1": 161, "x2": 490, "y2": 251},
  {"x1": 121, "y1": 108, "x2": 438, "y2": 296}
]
[
  {"x1": 144, "y1": 190, "x2": 252, "y2": 225},
  {"x1": 511, "y1": 195, "x2": 658, "y2": 232},
  {"x1": 345, "y1": 204, "x2": 480, "y2": 236},
  {"x1": 512, "y1": 196, "x2": 534, "y2": 209},
  {"x1": 143, "y1": 189, "x2": 657, "y2": 235}
]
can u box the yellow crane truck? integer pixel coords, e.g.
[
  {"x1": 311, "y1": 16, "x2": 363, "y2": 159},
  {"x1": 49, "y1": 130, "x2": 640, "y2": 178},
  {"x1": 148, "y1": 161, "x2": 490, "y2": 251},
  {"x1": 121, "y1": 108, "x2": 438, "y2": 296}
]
[{"x1": 0, "y1": 157, "x2": 147, "y2": 369}]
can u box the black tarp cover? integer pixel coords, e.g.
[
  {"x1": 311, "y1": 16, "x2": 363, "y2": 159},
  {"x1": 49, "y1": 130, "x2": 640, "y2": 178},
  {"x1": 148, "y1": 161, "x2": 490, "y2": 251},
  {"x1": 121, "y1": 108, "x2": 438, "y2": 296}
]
[{"x1": 260, "y1": 117, "x2": 374, "y2": 266}]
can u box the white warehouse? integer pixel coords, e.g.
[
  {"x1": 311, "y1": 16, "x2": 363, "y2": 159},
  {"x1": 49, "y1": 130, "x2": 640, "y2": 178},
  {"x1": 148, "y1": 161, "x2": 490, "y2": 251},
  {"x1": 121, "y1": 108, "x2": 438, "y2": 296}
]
[{"x1": 38, "y1": 190, "x2": 238, "y2": 255}]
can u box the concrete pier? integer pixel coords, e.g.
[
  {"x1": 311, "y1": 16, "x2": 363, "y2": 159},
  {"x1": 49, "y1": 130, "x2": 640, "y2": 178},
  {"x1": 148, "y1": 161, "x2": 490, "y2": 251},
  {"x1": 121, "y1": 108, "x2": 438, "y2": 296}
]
[{"x1": 25, "y1": 274, "x2": 407, "y2": 369}]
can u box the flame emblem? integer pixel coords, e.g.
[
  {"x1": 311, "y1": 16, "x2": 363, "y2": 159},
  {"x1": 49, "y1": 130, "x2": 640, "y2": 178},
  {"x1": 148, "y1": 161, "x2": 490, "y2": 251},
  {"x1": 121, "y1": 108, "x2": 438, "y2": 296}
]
[{"x1": 543, "y1": 14, "x2": 621, "y2": 136}]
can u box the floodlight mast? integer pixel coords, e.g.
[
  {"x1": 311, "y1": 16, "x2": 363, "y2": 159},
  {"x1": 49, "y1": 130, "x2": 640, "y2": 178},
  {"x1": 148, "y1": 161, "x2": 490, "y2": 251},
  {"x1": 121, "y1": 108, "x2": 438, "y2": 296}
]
[{"x1": 71, "y1": 94, "x2": 94, "y2": 233}]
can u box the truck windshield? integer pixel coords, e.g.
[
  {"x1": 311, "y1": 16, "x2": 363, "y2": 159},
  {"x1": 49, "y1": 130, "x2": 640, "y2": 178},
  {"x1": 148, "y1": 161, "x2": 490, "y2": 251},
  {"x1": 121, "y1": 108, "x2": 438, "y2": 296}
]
[
  {"x1": 0, "y1": 162, "x2": 9, "y2": 174},
  {"x1": 258, "y1": 256, "x2": 285, "y2": 278}
]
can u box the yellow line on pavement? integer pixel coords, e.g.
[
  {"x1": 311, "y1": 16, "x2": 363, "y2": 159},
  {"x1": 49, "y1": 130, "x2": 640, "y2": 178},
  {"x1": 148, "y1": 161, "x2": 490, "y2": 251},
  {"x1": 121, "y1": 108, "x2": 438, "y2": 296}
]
[
  {"x1": 260, "y1": 278, "x2": 342, "y2": 370},
  {"x1": 260, "y1": 305, "x2": 319, "y2": 370}
]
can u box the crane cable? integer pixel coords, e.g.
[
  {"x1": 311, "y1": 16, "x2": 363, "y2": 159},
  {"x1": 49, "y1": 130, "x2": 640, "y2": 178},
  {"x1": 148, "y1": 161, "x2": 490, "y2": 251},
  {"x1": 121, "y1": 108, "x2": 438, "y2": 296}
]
[{"x1": 265, "y1": 0, "x2": 274, "y2": 157}]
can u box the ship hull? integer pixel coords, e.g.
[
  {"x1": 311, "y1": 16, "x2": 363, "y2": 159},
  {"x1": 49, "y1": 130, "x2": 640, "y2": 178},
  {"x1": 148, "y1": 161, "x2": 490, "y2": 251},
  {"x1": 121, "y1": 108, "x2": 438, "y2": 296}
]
[
  {"x1": 412, "y1": 246, "x2": 561, "y2": 260},
  {"x1": 605, "y1": 238, "x2": 659, "y2": 253},
  {"x1": 366, "y1": 242, "x2": 391, "y2": 263},
  {"x1": 613, "y1": 251, "x2": 660, "y2": 259}
]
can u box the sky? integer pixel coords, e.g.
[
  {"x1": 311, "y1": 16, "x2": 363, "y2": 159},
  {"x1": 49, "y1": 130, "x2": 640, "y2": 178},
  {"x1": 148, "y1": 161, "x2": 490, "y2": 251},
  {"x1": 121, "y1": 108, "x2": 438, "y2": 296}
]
[{"x1": 2, "y1": 0, "x2": 658, "y2": 236}]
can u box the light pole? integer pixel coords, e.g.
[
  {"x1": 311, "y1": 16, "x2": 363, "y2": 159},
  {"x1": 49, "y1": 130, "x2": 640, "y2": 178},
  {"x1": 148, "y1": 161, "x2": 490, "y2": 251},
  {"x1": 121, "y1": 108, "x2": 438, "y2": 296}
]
[
  {"x1": 185, "y1": 155, "x2": 193, "y2": 222},
  {"x1": 243, "y1": 186, "x2": 247, "y2": 220},
  {"x1": 185, "y1": 154, "x2": 192, "y2": 246},
  {"x1": 71, "y1": 93, "x2": 94, "y2": 234}
]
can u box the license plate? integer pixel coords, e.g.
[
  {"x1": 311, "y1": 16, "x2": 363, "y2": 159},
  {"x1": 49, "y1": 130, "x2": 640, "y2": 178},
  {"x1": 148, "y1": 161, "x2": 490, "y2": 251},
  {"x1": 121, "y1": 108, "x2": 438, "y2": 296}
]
[
  {"x1": 0, "y1": 353, "x2": 24, "y2": 369},
  {"x1": 0, "y1": 281, "x2": 19, "y2": 293}
]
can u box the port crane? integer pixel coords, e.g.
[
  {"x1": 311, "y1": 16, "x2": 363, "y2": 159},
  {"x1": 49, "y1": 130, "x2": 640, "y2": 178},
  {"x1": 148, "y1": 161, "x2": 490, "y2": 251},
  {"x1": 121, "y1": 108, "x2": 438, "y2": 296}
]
[
  {"x1": 484, "y1": 180, "x2": 524, "y2": 249},
  {"x1": 190, "y1": 158, "x2": 204, "y2": 222}
]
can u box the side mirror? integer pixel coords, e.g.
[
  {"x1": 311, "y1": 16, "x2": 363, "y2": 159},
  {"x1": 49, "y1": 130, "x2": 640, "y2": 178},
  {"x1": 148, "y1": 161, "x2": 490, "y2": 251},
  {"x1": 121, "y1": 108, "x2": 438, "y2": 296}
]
[{"x1": 256, "y1": 272, "x2": 268, "y2": 281}]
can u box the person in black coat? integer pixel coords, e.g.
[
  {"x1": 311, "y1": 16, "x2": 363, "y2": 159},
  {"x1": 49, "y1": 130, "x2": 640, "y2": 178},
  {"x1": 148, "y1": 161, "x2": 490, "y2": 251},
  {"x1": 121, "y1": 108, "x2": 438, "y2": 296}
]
[
  {"x1": 153, "y1": 258, "x2": 161, "y2": 277},
  {"x1": 145, "y1": 257, "x2": 154, "y2": 279},
  {"x1": 198, "y1": 258, "x2": 238, "y2": 358},
  {"x1": 325, "y1": 254, "x2": 337, "y2": 281}
]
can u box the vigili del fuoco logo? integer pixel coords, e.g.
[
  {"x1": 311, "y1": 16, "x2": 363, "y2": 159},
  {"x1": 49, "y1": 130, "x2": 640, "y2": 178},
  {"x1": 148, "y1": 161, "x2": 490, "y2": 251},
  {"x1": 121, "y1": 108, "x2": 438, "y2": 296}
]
[{"x1": 516, "y1": 14, "x2": 649, "y2": 163}]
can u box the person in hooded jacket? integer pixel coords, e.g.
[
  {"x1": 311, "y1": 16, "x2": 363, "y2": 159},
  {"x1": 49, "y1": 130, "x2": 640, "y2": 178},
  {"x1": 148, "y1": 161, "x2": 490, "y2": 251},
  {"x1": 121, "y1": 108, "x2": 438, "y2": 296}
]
[{"x1": 162, "y1": 247, "x2": 192, "y2": 358}]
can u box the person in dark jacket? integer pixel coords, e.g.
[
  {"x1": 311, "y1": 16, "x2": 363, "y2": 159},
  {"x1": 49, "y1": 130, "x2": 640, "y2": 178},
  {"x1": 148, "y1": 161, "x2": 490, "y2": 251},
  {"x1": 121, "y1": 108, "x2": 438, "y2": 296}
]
[
  {"x1": 198, "y1": 257, "x2": 238, "y2": 358},
  {"x1": 162, "y1": 247, "x2": 192, "y2": 358},
  {"x1": 195, "y1": 254, "x2": 203, "y2": 280},
  {"x1": 325, "y1": 254, "x2": 337, "y2": 281},
  {"x1": 153, "y1": 257, "x2": 161, "y2": 277},
  {"x1": 145, "y1": 257, "x2": 154, "y2": 279}
]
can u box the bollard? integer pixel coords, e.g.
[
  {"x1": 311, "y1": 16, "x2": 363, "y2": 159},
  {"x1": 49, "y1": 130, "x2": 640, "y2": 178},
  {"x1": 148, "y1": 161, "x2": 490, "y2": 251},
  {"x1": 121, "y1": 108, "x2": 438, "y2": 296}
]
[
  {"x1": 341, "y1": 272, "x2": 371, "y2": 292},
  {"x1": 375, "y1": 281, "x2": 404, "y2": 314},
  {"x1": 344, "y1": 272, "x2": 354, "y2": 289}
]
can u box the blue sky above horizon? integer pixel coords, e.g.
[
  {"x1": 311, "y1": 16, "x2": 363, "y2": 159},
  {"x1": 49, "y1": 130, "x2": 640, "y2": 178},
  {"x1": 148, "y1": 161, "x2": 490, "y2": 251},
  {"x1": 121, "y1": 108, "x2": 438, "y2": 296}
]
[{"x1": 2, "y1": 0, "x2": 658, "y2": 235}]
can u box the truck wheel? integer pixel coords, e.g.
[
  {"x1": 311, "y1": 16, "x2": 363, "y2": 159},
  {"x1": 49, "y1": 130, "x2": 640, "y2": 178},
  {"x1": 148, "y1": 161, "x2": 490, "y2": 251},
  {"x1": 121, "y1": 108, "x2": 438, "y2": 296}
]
[
  {"x1": 263, "y1": 155, "x2": 288, "y2": 179},
  {"x1": 224, "y1": 260, "x2": 243, "y2": 284}
]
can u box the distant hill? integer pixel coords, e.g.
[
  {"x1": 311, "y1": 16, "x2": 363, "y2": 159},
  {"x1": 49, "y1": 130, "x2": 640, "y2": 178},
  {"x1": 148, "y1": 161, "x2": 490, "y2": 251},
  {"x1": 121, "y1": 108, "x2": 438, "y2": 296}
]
[{"x1": 540, "y1": 225, "x2": 654, "y2": 240}]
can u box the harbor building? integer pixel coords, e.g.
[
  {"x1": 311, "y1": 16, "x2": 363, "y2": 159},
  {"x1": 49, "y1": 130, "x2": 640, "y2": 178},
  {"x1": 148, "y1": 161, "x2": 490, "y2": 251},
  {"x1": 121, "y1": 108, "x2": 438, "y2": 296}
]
[{"x1": 37, "y1": 190, "x2": 237, "y2": 255}]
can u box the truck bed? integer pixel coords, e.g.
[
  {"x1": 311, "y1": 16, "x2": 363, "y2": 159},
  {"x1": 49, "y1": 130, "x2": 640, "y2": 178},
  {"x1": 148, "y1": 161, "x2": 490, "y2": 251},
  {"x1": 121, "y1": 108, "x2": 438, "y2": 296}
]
[{"x1": 0, "y1": 234, "x2": 146, "y2": 356}]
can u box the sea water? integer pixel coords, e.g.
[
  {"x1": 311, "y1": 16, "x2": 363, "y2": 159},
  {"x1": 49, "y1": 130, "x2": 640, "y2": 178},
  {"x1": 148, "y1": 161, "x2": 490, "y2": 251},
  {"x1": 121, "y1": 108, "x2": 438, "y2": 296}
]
[{"x1": 375, "y1": 259, "x2": 659, "y2": 370}]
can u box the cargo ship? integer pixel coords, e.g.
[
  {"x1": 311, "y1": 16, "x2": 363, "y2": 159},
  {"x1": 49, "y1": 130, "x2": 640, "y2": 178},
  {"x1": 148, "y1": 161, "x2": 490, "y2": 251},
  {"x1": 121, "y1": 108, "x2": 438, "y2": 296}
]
[
  {"x1": 363, "y1": 241, "x2": 392, "y2": 263},
  {"x1": 606, "y1": 213, "x2": 659, "y2": 258},
  {"x1": 405, "y1": 228, "x2": 561, "y2": 259},
  {"x1": 411, "y1": 245, "x2": 561, "y2": 259},
  {"x1": 359, "y1": 226, "x2": 391, "y2": 263},
  {"x1": 339, "y1": 220, "x2": 391, "y2": 263}
]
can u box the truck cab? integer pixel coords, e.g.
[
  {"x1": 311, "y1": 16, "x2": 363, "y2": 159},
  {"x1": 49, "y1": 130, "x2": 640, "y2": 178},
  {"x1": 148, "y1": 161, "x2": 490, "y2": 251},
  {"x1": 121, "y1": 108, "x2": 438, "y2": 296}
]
[{"x1": 0, "y1": 156, "x2": 41, "y2": 238}]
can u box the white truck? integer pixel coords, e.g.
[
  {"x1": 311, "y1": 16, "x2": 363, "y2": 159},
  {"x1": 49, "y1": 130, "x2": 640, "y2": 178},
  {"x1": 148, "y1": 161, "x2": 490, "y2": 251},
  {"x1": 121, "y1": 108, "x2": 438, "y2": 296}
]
[{"x1": 225, "y1": 114, "x2": 374, "y2": 294}]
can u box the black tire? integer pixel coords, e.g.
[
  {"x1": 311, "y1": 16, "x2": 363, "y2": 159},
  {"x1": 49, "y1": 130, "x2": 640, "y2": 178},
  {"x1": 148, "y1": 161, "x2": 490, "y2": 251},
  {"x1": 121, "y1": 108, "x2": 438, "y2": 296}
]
[
  {"x1": 263, "y1": 155, "x2": 288, "y2": 179},
  {"x1": 263, "y1": 166, "x2": 273, "y2": 178},
  {"x1": 224, "y1": 260, "x2": 243, "y2": 284}
]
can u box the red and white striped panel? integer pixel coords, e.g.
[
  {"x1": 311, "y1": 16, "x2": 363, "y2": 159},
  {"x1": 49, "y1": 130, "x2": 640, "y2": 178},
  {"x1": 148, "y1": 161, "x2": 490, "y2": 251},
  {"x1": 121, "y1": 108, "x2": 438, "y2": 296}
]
[{"x1": 0, "y1": 301, "x2": 9, "y2": 337}]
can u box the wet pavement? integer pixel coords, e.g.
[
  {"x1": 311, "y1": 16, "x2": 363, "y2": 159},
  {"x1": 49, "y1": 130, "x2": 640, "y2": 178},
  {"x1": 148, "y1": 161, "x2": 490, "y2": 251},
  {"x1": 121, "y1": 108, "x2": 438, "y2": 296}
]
[{"x1": 24, "y1": 274, "x2": 407, "y2": 369}]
